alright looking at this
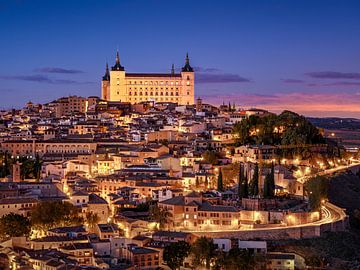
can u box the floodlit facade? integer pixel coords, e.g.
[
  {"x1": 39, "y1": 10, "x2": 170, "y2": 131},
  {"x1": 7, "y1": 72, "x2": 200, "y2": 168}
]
[{"x1": 101, "y1": 51, "x2": 195, "y2": 105}]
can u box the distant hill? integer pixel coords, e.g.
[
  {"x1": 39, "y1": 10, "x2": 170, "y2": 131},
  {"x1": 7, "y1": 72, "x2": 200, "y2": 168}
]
[{"x1": 308, "y1": 117, "x2": 360, "y2": 130}]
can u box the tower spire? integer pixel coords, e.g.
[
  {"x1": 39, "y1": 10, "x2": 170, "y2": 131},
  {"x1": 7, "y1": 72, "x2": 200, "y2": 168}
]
[
  {"x1": 171, "y1": 64, "x2": 175, "y2": 75},
  {"x1": 111, "y1": 50, "x2": 124, "y2": 71},
  {"x1": 116, "y1": 50, "x2": 120, "y2": 65},
  {"x1": 181, "y1": 52, "x2": 193, "y2": 72},
  {"x1": 102, "y1": 62, "x2": 110, "y2": 81}
]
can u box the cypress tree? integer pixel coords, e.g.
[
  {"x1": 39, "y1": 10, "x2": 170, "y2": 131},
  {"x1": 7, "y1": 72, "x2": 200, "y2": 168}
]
[
  {"x1": 243, "y1": 174, "x2": 248, "y2": 198},
  {"x1": 250, "y1": 163, "x2": 259, "y2": 196},
  {"x1": 238, "y1": 164, "x2": 243, "y2": 198},
  {"x1": 268, "y1": 162, "x2": 275, "y2": 197},
  {"x1": 263, "y1": 173, "x2": 271, "y2": 198},
  {"x1": 238, "y1": 163, "x2": 248, "y2": 199},
  {"x1": 217, "y1": 168, "x2": 224, "y2": 192}
]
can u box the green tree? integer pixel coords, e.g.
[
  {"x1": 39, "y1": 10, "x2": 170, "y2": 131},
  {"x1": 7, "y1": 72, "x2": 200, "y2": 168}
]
[
  {"x1": 233, "y1": 110, "x2": 324, "y2": 146},
  {"x1": 202, "y1": 150, "x2": 220, "y2": 165},
  {"x1": 34, "y1": 154, "x2": 42, "y2": 180},
  {"x1": 191, "y1": 237, "x2": 217, "y2": 269},
  {"x1": 31, "y1": 201, "x2": 83, "y2": 232},
  {"x1": 163, "y1": 241, "x2": 191, "y2": 270},
  {"x1": 238, "y1": 164, "x2": 248, "y2": 199},
  {"x1": 0, "y1": 213, "x2": 31, "y2": 238},
  {"x1": 149, "y1": 204, "x2": 170, "y2": 230},
  {"x1": 217, "y1": 168, "x2": 224, "y2": 192},
  {"x1": 221, "y1": 248, "x2": 256, "y2": 270},
  {"x1": 268, "y1": 163, "x2": 275, "y2": 197},
  {"x1": 249, "y1": 163, "x2": 259, "y2": 196},
  {"x1": 305, "y1": 176, "x2": 328, "y2": 211},
  {"x1": 263, "y1": 173, "x2": 271, "y2": 198},
  {"x1": 85, "y1": 212, "x2": 100, "y2": 230}
]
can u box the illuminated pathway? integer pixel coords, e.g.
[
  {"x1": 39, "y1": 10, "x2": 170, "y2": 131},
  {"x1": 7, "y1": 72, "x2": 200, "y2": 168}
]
[{"x1": 297, "y1": 162, "x2": 360, "y2": 183}]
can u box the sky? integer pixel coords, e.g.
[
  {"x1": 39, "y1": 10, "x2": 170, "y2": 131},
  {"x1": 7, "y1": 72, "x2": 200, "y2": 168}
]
[{"x1": 1, "y1": 0, "x2": 360, "y2": 118}]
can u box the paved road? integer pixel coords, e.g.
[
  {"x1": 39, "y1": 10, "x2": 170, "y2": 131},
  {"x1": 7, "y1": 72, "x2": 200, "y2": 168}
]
[{"x1": 297, "y1": 162, "x2": 360, "y2": 183}]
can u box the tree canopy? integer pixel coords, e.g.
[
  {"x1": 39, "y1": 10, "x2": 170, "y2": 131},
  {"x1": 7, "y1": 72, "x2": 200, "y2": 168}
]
[
  {"x1": 31, "y1": 201, "x2": 83, "y2": 231},
  {"x1": 234, "y1": 110, "x2": 324, "y2": 146},
  {"x1": 218, "y1": 248, "x2": 256, "y2": 270},
  {"x1": 163, "y1": 241, "x2": 191, "y2": 270},
  {"x1": 0, "y1": 213, "x2": 31, "y2": 238},
  {"x1": 305, "y1": 175, "x2": 328, "y2": 211},
  {"x1": 191, "y1": 237, "x2": 217, "y2": 269},
  {"x1": 149, "y1": 204, "x2": 170, "y2": 230}
]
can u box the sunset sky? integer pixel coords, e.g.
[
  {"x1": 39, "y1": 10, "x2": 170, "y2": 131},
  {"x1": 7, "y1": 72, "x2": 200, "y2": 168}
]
[{"x1": 1, "y1": 0, "x2": 360, "y2": 117}]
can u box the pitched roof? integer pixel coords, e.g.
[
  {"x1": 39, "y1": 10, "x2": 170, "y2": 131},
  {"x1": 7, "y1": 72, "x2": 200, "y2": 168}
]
[
  {"x1": 198, "y1": 201, "x2": 238, "y2": 213},
  {"x1": 159, "y1": 196, "x2": 185, "y2": 206}
]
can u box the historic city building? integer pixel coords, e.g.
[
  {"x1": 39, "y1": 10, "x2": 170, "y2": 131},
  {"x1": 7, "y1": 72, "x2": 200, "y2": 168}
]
[{"x1": 101, "y1": 52, "x2": 195, "y2": 105}]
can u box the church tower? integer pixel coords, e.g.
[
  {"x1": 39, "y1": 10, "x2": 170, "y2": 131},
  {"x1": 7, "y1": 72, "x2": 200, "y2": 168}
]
[
  {"x1": 101, "y1": 63, "x2": 110, "y2": 100},
  {"x1": 180, "y1": 53, "x2": 195, "y2": 105},
  {"x1": 109, "y1": 51, "x2": 126, "y2": 101}
]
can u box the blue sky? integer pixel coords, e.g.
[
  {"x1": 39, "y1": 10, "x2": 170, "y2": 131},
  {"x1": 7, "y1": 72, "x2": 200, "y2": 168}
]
[{"x1": 1, "y1": 0, "x2": 360, "y2": 117}]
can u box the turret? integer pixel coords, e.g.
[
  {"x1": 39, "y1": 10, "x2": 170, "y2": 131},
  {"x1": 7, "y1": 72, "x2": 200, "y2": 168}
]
[
  {"x1": 101, "y1": 62, "x2": 111, "y2": 100},
  {"x1": 102, "y1": 63, "x2": 110, "y2": 81}
]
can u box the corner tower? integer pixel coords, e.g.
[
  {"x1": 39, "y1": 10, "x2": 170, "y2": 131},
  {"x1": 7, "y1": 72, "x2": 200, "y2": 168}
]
[
  {"x1": 180, "y1": 53, "x2": 195, "y2": 105},
  {"x1": 109, "y1": 51, "x2": 126, "y2": 101},
  {"x1": 101, "y1": 63, "x2": 110, "y2": 100}
]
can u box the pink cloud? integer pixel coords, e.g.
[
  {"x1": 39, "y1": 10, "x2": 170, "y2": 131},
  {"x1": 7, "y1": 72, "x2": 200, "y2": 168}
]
[{"x1": 202, "y1": 92, "x2": 360, "y2": 118}]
